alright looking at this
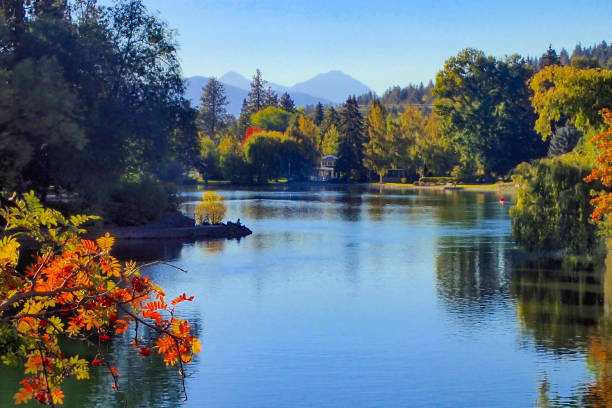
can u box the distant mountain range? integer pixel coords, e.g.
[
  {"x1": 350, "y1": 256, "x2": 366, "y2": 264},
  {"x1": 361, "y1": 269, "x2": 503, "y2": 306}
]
[{"x1": 185, "y1": 70, "x2": 373, "y2": 116}]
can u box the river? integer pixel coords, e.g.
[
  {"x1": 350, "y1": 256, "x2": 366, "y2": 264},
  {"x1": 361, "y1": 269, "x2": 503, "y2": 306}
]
[{"x1": 1, "y1": 185, "x2": 609, "y2": 407}]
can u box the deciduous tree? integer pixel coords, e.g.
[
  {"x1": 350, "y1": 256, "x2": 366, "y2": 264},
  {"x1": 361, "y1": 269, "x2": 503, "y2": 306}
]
[{"x1": 0, "y1": 192, "x2": 200, "y2": 405}]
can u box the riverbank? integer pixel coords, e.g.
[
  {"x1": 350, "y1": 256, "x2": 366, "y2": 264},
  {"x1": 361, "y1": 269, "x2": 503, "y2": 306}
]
[
  {"x1": 370, "y1": 182, "x2": 517, "y2": 192},
  {"x1": 105, "y1": 222, "x2": 252, "y2": 240}
]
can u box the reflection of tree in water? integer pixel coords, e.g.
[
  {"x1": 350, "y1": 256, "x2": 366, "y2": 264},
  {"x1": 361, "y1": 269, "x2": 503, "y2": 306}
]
[
  {"x1": 435, "y1": 235, "x2": 512, "y2": 321},
  {"x1": 196, "y1": 238, "x2": 226, "y2": 254},
  {"x1": 512, "y1": 260, "x2": 604, "y2": 354}
]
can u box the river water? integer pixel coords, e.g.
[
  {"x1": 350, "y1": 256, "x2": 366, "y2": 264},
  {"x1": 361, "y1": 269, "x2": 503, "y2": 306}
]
[{"x1": 2, "y1": 185, "x2": 610, "y2": 407}]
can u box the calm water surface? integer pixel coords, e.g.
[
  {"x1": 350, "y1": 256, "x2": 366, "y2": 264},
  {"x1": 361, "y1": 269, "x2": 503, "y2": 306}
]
[{"x1": 2, "y1": 186, "x2": 610, "y2": 407}]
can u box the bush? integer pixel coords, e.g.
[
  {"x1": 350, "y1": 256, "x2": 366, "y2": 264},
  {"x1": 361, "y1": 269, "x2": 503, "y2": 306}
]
[
  {"x1": 510, "y1": 156, "x2": 598, "y2": 255},
  {"x1": 451, "y1": 164, "x2": 477, "y2": 183},
  {"x1": 106, "y1": 175, "x2": 170, "y2": 226}
]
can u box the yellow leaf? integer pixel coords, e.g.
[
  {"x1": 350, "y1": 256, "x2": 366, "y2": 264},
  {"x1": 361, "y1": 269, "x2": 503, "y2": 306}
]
[{"x1": 96, "y1": 233, "x2": 115, "y2": 252}]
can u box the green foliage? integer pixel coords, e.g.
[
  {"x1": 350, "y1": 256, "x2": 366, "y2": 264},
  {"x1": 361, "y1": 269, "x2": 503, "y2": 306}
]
[
  {"x1": 433, "y1": 49, "x2": 547, "y2": 176},
  {"x1": 530, "y1": 66, "x2": 612, "y2": 139},
  {"x1": 510, "y1": 155, "x2": 597, "y2": 254},
  {"x1": 337, "y1": 96, "x2": 367, "y2": 180},
  {"x1": 0, "y1": 0, "x2": 198, "y2": 208},
  {"x1": 105, "y1": 175, "x2": 170, "y2": 226},
  {"x1": 244, "y1": 133, "x2": 285, "y2": 183},
  {"x1": 218, "y1": 137, "x2": 252, "y2": 184},
  {"x1": 451, "y1": 164, "x2": 477, "y2": 183},
  {"x1": 195, "y1": 135, "x2": 220, "y2": 182},
  {"x1": 251, "y1": 106, "x2": 295, "y2": 132}
]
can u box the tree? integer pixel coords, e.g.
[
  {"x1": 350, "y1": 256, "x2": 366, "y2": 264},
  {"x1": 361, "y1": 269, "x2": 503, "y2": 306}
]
[
  {"x1": 279, "y1": 92, "x2": 295, "y2": 113},
  {"x1": 530, "y1": 66, "x2": 612, "y2": 139},
  {"x1": 244, "y1": 133, "x2": 284, "y2": 183},
  {"x1": 539, "y1": 45, "x2": 560, "y2": 69},
  {"x1": 251, "y1": 106, "x2": 295, "y2": 132},
  {"x1": 320, "y1": 105, "x2": 341, "y2": 149},
  {"x1": 0, "y1": 0, "x2": 199, "y2": 209},
  {"x1": 195, "y1": 135, "x2": 220, "y2": 183},
  {"x1": 321, "y1": 124, "x2": 340, "y2": 156},
  {"x1": 433, "y1": 49, "x2": 547, "y2": 177},
  {"x1": 0, "y1": 192, "x2": 200, "y2": 405},
  {"x1": 194, "y1": 191, "x2": 226, "y2": 224},
  {"x1": 584, "y1": 109, "x2": 612, "y2": 226},
  {"x1": 364, "y1": 100, "x2": 393, "y2": 183},
  {"x1": 547, "y1": 125, "x2": 582, "y2": 157},
  {"x1": 248, "y1": 69, "x2": 266, "y2": 113},
  {"x1": 197, "y1": 77, "x2": 229, "y2": 139},
  {"x1": 237, "y1": 98, "x2": 251, "y2": 140},
  {"x1": 218, "y1": 136, "x2": 251, "y2": 184},
  {"x1": 337, "y1": 96, "x2": 367, "y2": 180},
  {"x1": 264, "y1": 86, "x2": 278, "y2": 107},
  {"x1": 314, "y1": 102, "x2": 324, "y2": 126}
]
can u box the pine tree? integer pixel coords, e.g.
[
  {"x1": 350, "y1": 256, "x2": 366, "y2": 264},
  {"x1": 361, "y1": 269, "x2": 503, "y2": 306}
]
[
  {"x1": 238, "y1": 98, "x2": 251, "y2": 141},
  {"x1": 248, "y1": 69, "x2": 266, "y2": 113},
  {"x1": 321, "y1": 106, "x2": 340, "y2": 136},
  {"x1": 540, "y1": 45, "x2": 560, "y2": 69},
  {"x1": 314, "y1": 102, "x2": 324, "y2": 126},
  {"x1": 197, "y1": 77, "x2": 229, "y2": 139},
  {"x1": 548, "y1": 125, "x2": 582, "y2": 157},
  {"x1": 337, "y1": 96, "x2": 367, "y2": 180},
  {"x1": 265, "y1": 86, "x2": 278, "y2": 107},
  {"x1": 280, "y1": 92, "x2": 295, "y2": 112},
  {"x1": 559, "y1": 48, "x2": 571, "y2": 66}
]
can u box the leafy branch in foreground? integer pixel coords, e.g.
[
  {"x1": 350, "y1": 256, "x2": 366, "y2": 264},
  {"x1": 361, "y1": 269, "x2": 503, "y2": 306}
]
[{"x1": 0, "y1": 192, "x2": 200, "y2": 406}]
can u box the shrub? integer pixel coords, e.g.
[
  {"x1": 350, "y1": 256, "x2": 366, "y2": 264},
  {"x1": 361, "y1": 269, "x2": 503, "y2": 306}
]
[{"x1": 106, "y1": 175, "x2": 169, "y2": 226}]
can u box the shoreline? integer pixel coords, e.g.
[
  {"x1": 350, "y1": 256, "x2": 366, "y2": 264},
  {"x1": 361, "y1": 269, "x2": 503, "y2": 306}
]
[{"x1": 104, "y1": 223, "x2": 252, "y2": 241}]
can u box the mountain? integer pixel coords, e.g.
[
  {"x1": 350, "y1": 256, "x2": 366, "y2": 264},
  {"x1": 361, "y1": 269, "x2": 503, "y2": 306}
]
[
  {"x1": 185, "y1": 76, "x2": 334, "y2": 116},
  {"x1": 185, "y1": 76, "x2": 248, "y2": 116},
  {"x1": 219, "y1": 71, "x2": 251, "y2": 90},
  {"x1": 290, "y1": 70, "x2": 373, "y2": 104},
  {"x1": 184, "y1": 70, "x2": 373, "y2": 115}
]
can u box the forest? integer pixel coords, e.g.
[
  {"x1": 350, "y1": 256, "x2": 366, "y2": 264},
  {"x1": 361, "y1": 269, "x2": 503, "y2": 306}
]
[{"x1": 0, "y1": 1, "x2": 611, "y2": 251}]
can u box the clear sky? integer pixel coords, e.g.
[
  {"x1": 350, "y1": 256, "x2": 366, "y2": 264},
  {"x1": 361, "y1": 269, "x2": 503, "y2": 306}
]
[{"x1": 137, "y1": 0, "x2": 610, "y2": 94}]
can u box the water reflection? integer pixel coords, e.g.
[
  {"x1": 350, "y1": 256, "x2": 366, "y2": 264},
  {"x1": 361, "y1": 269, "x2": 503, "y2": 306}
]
[{"x1": 513, "y1": 260, "x2": 604, "y2": 354}]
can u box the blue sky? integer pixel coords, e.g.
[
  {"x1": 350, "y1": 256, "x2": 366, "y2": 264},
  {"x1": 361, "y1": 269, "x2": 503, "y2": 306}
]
[{"x1": 138, "y1": 0, "x2": 610, "y2": 93}]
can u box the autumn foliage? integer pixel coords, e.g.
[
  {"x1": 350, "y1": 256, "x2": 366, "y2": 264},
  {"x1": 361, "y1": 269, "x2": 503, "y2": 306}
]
[
  {"x1": 0, "y1": 192, "x2": 200, "y2": 405},
  {"x1": 243, "y1": 126, "x2": 264, "y2": 145},
  {"x1": 584, "y1": 109, "x2": 612, "y2": 222}
]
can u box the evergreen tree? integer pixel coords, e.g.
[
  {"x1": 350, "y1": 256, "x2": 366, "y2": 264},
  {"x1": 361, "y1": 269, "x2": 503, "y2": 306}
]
[
  {"x1": 237, "y1": 98, "x2": 251, "y2": 140},
  {"x1": 197, "y1": 77, "x2": 229, "y2": 139},
  {"x1": 264, "y1": 86, "x2": 278, "y2": 107},
  {"x1": 321, "y1": 105, "x2": 340, "y2": 136},
  {"x1": 248, "y1": 68, "x2": 266, "y2": 113},
  {"x1": 559, "y1": 48, "x2": 571, "y2": 66},
  {"x1": 314, "y1": 102, "x2": 324, "y2": 126},
  {"x1": 337, "y1": 96, "x2": 367, "y2": 180},
  {"x1": 547, "y1": 125, "x2": 582, "y2": 157},
  {"x1": 540, "y1": 45, "x2": 560, "y2": 68},
  {"x1": 279, "y1": 92, "x2": 295, "y2": 112}
]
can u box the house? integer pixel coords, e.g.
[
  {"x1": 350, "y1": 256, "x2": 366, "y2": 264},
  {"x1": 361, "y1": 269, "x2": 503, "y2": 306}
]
[{"x1": 313, "y1": 154, "x2": 338, "y2": 181}]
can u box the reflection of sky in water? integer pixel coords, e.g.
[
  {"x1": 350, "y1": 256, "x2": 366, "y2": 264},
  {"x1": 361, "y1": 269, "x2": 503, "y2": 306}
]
[{"x1": 0, "y1": 186, "x2": 604, "y2": 407}]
